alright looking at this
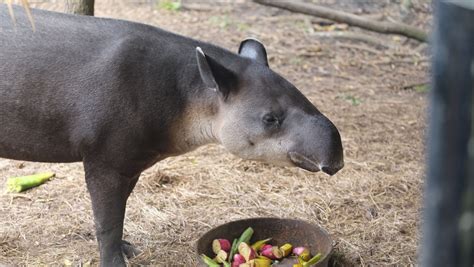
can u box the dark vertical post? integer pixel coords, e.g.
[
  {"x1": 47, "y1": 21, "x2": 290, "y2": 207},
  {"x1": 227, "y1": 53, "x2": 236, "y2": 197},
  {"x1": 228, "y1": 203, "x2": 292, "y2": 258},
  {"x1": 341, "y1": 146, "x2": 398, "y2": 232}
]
[
  {"x1": 421, "y1": 1, "x2": 474, "y2": 266},
  {"x1": 66, "y1": 0, "x2": 95, "y2": 16}
]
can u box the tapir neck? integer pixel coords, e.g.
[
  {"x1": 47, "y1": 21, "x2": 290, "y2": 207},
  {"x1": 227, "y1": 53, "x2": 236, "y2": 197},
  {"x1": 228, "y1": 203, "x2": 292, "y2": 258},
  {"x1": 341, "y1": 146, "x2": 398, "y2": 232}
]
[
  {"x1": 168, "y1": 63, "x2": 222, "y2": 153},
  {"x1": 154, "y1": 39, "x2": 243, "y2": 154},
  {"x1": 167, "y1": 98, "x2": 220, "y2": 154}
]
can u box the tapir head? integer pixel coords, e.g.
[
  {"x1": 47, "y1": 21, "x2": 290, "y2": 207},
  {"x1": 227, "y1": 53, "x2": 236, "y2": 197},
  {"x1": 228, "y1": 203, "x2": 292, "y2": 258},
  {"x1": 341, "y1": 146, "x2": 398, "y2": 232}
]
[{"x1": 195, "y1": 39, "x2": 344, "y2": 175}]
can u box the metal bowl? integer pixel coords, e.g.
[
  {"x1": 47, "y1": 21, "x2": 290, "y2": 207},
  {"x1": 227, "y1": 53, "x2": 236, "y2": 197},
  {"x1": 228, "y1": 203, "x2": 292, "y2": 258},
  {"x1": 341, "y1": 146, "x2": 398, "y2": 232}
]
[{"x1": 196, "y1": 217, "x2": 333, "y2": 267}]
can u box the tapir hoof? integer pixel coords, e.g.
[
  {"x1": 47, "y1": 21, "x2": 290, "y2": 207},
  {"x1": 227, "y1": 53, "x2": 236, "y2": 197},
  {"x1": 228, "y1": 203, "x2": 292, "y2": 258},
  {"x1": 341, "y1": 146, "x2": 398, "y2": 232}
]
[{"x1": 121, "y1": 240, "x2": 141, "y2": 259}]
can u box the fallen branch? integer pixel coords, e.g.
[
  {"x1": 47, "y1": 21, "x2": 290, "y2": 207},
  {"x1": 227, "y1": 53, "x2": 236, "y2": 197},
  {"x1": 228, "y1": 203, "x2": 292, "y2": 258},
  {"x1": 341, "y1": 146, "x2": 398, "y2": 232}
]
[
  {"x1": 401, "y1": 81, "x2": 429, "y2": 90},
  {"x1": 336, "y1": 43, "x2": 383, "y2": 55},
  {"x1": 373, "y1": 58, "x2": 428, "y2": 65},
  {"x1": 253, "y1": 0, "x2": 428, "y2": 42},
  {"x1": 310, "y1": 31, "x2": 396, "y2": 49},
  {"x1": 181, "y1": 3, "x2": 214, "y2": 11}
]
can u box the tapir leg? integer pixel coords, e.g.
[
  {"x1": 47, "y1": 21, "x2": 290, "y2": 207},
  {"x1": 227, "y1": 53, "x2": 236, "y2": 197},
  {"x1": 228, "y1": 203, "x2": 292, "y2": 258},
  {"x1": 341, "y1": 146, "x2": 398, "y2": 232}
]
[
  {"x1": 121, "y1": 174, "x2": 141, "y2": 259},
  {"x1": 84, "y1": 160, "x2": 141, "y2": 267}
]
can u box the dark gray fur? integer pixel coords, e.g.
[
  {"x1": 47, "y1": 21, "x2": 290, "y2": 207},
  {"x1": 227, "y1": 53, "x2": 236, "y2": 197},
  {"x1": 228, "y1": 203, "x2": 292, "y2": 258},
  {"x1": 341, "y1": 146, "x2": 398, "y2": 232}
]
[{"x1": 0, "y1": 5, "x2": 343, "y2": 266}]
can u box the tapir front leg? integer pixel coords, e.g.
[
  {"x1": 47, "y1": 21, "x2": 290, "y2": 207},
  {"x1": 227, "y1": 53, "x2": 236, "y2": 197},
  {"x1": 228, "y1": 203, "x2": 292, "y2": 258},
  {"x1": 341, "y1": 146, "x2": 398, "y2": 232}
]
[
  {"x1": 84, "y1": 159, "x2": 141, "y2": 267},
  {"x1": 121, "y1": 174, "x2": 142, "y2": 259}
]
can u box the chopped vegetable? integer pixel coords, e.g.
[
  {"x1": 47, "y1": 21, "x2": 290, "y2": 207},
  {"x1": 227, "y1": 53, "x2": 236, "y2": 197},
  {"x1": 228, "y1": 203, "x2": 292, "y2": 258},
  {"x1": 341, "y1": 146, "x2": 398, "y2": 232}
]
[
  {"x1": 238, "y1": 262, "x2": 253, "y2": 267},
  {"x1": 214, "y1": 250, "x2": 228, "y2": 263},
  {"x1": 238, "y1": 227, "x2": 254, "y2": 245},
  {"x1": 251, "y1": 238, "x2": 271, "y2": 251},
  {"x1": 303, "y1": 253, "x2": 322, "y2": 267},
  {"x1": 260, "y1": 246, "x2": 283, "y2": 260},
  {"x1": 229, "y1": 227, "x2": 254, "y2": 259},
  {"x1": 300, "y1": 250, "x2": 311, "y2": 262},
  {"x1": 213, "y1": 239, "x2": 231, "y2": 254},
  {"x1": 260, "y1": 244, "x2": 272, "y2": 252},
  {"x1": 229, "y1": 238, "x2": 238, "y2": 260},
  {"x1": 203, "y1": 227, "x2": 322, "y2": 267},
  {"x1": 257, "y1": 255, "x2": 271, "y2": 261},
  {"x1": 201, "y1": 254, "x2": 220, "y2": 267},
  {"x1": 238, "y1": 242, "x2": 256, "y2": 262},
  {"x1": 292, "y1": 247, "x2": 308, "y2": 256},
  {"x1": 279, "y1": 243, "x2": 293, "y2": 257},
  {"x1": 6, "y1": 172, "x2": 55, "y2": 193},
  {"x1": 232, "y1": 254, "x2": 245, "y2": 267},
  {"x1": 293, "y1": 246, "x2": 311, "y2": 261},
  {"x1": 253, "y1": 257, "x2": 272, "y2": 267}
]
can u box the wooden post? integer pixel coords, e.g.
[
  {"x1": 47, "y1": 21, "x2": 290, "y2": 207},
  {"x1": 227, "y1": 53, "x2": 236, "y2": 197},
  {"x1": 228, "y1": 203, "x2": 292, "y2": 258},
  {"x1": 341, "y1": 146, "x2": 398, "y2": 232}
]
[
  {"x1": 66, "y1": 0, "x2": 94, "y2": 16},
  {"x1": 421, "y1": 1, "x2": 474, "y2": 266}
]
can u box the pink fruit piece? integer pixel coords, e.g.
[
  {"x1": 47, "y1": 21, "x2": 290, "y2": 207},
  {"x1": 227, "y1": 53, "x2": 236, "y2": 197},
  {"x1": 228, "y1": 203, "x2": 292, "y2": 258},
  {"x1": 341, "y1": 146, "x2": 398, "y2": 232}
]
[
  {"x1": 261, "y1": 246, "x2": 283, "y2": 260},
  {"x1": 232, "y1": 254, "x2": 246, "y2": 267},
  {"x1": 260, "y1": 244, "x2": 272, "y2": 252},
  {"x1": 213, "y1": 239, "x2": 231, "y2": 254},
  {"x1": 261, "y1": 247, "x2": 275, "y2": 260},
  {"x1": 238, "y1": 242, "x2": 256, "y2": 262},
  {"x1": 292, "y1": 246, "x2": 309, "y2": 256}
]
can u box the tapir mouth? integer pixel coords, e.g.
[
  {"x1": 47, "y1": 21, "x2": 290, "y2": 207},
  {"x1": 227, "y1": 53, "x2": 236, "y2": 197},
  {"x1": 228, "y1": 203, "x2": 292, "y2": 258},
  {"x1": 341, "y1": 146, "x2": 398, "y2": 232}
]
[{"x1": 288, "y1": 152, "x2": 321, "y2": 173}]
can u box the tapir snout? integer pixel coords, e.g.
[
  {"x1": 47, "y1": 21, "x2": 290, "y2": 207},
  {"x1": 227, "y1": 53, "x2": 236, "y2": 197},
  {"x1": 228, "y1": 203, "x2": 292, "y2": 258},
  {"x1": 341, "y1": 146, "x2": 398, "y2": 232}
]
[{"x1": 288, "y1": 114, "x2": 344, "y2": 175}]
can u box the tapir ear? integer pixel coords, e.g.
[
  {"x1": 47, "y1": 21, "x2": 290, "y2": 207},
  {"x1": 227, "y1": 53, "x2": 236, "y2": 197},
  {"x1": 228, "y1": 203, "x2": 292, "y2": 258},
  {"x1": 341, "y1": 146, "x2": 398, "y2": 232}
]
[
  {"x1": 238, "y1": 38, "x2": 268, "y2": 67},
  {"x1": 196, "y1": 47, "x2": 237, "y2": 99}
]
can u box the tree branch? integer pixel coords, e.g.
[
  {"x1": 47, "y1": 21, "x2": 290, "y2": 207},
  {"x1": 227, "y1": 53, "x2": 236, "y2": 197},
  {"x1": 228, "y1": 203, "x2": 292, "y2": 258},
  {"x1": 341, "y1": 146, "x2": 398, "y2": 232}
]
[
  {"x1": 253, "y1": 0, "x2": 428, "y2": 42},
  {"x1": 310, "y1": 31, "x2": 396, "y2": 49}
]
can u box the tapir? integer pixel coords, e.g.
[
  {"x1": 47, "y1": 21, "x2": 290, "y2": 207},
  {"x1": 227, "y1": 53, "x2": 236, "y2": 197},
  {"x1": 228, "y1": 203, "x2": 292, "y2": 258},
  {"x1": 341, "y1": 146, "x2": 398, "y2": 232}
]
[{"x1": 0, "y1": 5, "x2": 344, "y2": 266}]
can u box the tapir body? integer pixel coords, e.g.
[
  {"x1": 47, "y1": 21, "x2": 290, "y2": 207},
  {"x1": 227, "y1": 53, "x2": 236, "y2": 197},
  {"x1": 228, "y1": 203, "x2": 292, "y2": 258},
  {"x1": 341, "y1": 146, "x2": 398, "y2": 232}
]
[{"x1": 0, "y1": 5, "x2": 343, "y2": 266}]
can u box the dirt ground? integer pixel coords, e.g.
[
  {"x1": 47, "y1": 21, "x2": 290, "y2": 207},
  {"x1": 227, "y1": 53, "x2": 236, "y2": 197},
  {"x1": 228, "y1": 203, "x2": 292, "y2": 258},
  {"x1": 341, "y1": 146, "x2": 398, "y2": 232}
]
[{"x1": 0, "y1": 0, "x2": 430, "y2": 266}]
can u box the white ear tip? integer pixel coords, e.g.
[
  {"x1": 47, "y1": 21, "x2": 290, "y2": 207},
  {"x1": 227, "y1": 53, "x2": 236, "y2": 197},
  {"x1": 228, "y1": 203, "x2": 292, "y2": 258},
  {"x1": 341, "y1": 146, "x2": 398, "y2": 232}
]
[
  {"x1": 243, "y1": 37, "x2": 263, "y2": 43},
  {"x1": 196, "y1": 46, "x2": 205, "y2": 56}
]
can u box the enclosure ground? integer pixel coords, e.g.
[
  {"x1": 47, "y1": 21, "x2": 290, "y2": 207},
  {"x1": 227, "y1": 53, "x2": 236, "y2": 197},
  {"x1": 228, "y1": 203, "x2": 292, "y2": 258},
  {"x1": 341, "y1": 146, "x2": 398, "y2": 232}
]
[{"x1": 0, "y1": 1, "x2": 430, "y2": 266}]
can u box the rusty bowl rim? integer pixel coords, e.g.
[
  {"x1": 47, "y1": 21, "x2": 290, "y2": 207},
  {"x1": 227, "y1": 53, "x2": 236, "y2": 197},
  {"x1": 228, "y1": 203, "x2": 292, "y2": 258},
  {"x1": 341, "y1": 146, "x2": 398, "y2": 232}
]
[{"x1": 195, "y1": 217, "x2": 333, "y2": 264}]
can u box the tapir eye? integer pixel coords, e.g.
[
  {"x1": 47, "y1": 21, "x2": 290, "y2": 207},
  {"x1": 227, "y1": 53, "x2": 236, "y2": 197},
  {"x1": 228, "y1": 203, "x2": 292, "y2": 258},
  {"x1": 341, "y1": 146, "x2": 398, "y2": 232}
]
[{"x1": 262, "y1": 113, "x2": 280, "y2": 126}]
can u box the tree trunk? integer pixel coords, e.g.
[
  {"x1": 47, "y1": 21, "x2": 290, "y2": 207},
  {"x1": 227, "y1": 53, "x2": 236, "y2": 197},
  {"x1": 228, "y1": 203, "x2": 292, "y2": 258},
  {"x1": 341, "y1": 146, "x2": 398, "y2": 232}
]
[{"x1": 66, "y1": 0, "x2": 94, "y2": 16}]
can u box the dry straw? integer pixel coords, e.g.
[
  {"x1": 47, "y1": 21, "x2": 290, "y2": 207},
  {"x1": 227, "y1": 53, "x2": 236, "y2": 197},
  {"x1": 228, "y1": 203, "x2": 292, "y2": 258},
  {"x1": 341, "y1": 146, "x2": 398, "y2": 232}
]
[{"x1": 5, "y1": 0, "x2": 36, "y2": 30}]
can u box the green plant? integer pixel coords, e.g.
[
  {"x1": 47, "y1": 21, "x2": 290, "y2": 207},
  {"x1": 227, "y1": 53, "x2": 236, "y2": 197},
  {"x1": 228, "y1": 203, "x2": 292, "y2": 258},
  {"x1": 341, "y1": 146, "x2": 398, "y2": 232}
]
[
  {"x1": 414, "y1": 84, "x2": 429, "y2": 93},
  {"x1": 343, "y1": 95, "x2": 361, "y2": 106},
  {"x1": 158, "y1": 0, "x2": 181, "y2": 11},
  {"x1": 236, "y1": 22, "x2": 250, "y2": 32},
  {"x1": 209, "y1": 15, "x2": 232, "y2": 29},
  {"x1": 289, "y1": 57, "x2": 303, "y2": 65}
]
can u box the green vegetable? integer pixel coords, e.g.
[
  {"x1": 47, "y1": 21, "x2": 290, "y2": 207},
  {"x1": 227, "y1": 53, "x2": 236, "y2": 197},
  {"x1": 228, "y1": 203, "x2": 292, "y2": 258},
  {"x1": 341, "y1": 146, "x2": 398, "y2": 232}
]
[
  {"x1": 6, "y1": 172, "x2": 55, "y2": 192},
  {"x1": 230, "y1": 227, "x2": 254, "y2": 259},
  {"x1": 303, "y1": 253, "x2": 322, "y2": 267},
  {"x1": 229, "y1": 238, "x2": 238, "y2": 262},
  {"x1": 238, "y1": 227, "x2": 254, "y2": 245},
  {"x1": 251, "y1": 238, "x2": 272, "y2": 251},
  {"x1": 201, "y1": 254, "x2": 220, "y2": 267}
]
